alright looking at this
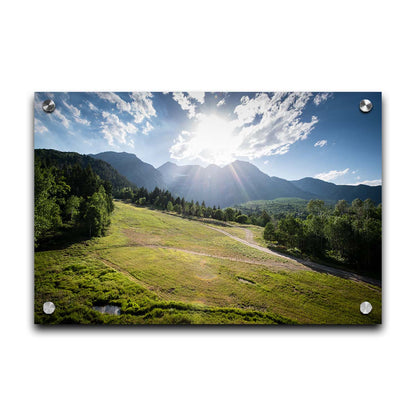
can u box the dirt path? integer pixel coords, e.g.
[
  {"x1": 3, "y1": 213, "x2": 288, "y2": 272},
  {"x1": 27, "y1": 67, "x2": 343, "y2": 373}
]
[
  {"x1": 245, "y1": 229, "x2": 254, "y2": 243},
  {"x1": 204, "y1": 225, "x2": 381, "y2": 287},
  {"x1": 96, "y1": 243, "x2": 305, "y2": 273}
]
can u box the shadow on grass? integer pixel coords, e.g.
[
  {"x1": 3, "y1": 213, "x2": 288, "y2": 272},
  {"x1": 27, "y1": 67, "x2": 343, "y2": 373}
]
[
  {"x1": 266, "y1": 244, "x2": 381, "y2": 287},
  {"x1": 35, "y1": 227, "x2": 92, "y2": 252}
]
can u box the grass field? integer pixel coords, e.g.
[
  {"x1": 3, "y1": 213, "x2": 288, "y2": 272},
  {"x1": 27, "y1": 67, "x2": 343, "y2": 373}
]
[{"x1": 35, "y1": 201, "x2": 381, "y2": 324}]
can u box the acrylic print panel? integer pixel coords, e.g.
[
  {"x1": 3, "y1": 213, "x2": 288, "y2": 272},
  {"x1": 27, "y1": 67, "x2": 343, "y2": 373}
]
[{"x1": 34, "y1": 92, "x2": 382, "y2": 325}]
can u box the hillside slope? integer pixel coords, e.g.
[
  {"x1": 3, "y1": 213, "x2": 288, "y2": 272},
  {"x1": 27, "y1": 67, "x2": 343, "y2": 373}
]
[
  {"x1": 91, "y1": 151, "x2": 166, "y2": 191},
  {"x1": 35, "y1": 149, "x2": 136, "y2": 192},
  {"x1": 35, "y1": 201, "x2": 381, "y2": 324}
]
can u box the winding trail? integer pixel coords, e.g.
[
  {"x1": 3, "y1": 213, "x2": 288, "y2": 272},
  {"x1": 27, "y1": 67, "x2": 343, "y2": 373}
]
[
  {"x1": 204, "y1": 225, "x2": 381, "y2": 287},
  {"x1": 96, "y1": 243, "x2": 304, "y2": 272}
]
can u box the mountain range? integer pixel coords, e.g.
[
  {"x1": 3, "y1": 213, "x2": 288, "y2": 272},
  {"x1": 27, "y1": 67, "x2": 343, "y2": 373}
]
[
  {"x1": 157, "y1": 160, "x2": 316, "y2": 206},
  {"x1": 90, "y1": 151, "x2": 382, "y2": 206},
  {"x1": 33, "y1": 149, "x2": 383, "y2": 206}
]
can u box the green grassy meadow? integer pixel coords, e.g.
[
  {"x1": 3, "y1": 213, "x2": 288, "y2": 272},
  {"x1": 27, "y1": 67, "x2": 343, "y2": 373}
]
[{"x1": 35, "y1": 201, "x2": 381, "y2": 324}]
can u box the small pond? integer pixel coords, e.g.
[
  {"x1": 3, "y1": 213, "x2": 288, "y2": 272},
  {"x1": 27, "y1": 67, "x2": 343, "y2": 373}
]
[
  {"x1": 93, "y1": 305, "x2": 121, "y2": 315},
  {"x1": 237, "y1": 277, "x2": 255, "y2": 285}
]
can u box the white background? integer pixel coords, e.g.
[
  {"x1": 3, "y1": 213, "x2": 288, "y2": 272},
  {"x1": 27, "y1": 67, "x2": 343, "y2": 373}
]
[{"x1": 1, "y1": 1, "x2": 415, "y2": 415}]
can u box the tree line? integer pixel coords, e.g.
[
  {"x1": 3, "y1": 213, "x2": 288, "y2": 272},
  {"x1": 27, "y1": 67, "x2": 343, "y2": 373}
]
[
  {"x1": 116, "y1": 186, "x2": 273, "y2": 226},
  {"x1": 35, "y1": 161, "x2": 114, "y2": 246},
  {"x1": 263, "y1": 199, "x2": 382, "y2": 274}
]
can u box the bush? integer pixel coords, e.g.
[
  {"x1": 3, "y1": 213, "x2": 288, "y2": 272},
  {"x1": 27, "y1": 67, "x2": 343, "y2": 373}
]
[{"x1": 236, "y1": 214, "x2": 249, "y2": 224}]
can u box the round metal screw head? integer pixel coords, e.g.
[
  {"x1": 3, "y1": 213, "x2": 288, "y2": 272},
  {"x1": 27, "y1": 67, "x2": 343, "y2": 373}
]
[
  {"x1": 360, "y1": 99, "x2": 373, "y2": 113},
  {"x1": 360, "y1": 301, "x2": 372, "y2": 315},
  {"x1": 43, "y1": 301, "x2": 56, "y2": 314},
  {"x1": 42, "y1": 99, "x2": 55, "y2": 113}
]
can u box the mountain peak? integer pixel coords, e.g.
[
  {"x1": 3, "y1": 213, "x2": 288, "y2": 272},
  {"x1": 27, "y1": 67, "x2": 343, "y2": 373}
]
[
  {"x1": 158, "y1": 161, "x2": 178, "y2": 169},
  {"x1": 230, "y1": 160, "x2": 251, "y2": 166},
  {"x1": 206, "y1": 163, "x2": 221, "y2": 170},
  {"x1": 91, "y1": 151, "x2": 166, "y2": 190},
  {"x1": 93, "y1": 151, "x2": 143, "y2": 162}
]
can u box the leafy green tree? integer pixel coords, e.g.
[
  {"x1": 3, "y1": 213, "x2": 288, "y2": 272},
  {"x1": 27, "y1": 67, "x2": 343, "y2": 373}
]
[
  {"x1": 224, "y1": 207, "x2": 236, "y2": 222},
  {"x1": 334, "y1": 200, "x2": 349, "y2": 216},
  {"x1": 236, "y1": 214, "x2": 248, "y2": 224},
  {"x1": 213, "y1": 209, "x2": 225, "y2": 221},
  {"x1": 34, "y1": 163, "x2": 62, "y2": 244},
  {"x1": 264, "y1": 222, "x2": 276, "y2": 241},
  {"x1": 121, "y1": 187, "x2": 134, "y2": 200},
  {"x1": 351, "y1": 198, "x2": 364, "y2": 219},
  {"x1": 260, "y1": 210, "x2": 271, "y2": 226},
  {"x1": 83, "y1": 186, "x2": 111, "y2": 237},
  {"x1": 307, "y1": 199, "x2": 325, "y2": 216},
  {"x1": 304, "y1": 214, "x2": 326, "y2": 254},
  {"x1": 65, "y1": 195, "x2": 81, "y2": 222},
  {"x1": 166, "y1": 201, "x2": 174, "y2": 212},
  {"x1": 190, "y1": 203, "x2": 197, "y2": 216},
  {"x1": 275, "y1": 214, "x2": 304, "y2": 248},
  {"x1": 363, "y1": 198, "x2": 375, "y2": 219},
  {"x1": 325, "y1": 215, "x2": 354, "y2": 259}
]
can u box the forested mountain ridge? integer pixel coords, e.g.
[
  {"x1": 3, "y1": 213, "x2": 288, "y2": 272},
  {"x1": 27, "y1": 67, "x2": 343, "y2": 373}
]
[
  {"x1": 35, "y1": 149, "x2": 136, "y2": 193},
  {"x1": 290, "y1": 177, "x2": 382, "y2": 204},
  {"x1": 90, "y1": 151, "x2": 166, "y2": 191}
]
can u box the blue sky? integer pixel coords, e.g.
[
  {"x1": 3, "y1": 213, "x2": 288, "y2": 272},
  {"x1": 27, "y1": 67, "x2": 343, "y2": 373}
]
[{"x1": 34, "y1": 91, "x2": 382, "y2": 185}]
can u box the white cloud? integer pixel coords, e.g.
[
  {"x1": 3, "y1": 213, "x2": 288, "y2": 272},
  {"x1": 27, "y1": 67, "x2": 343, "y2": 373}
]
[
  {"x1": 62, "y1": 99, "x2": 90, "y2": 125},
  {"x1": 62, "y1": 100, "x2": 81, "y2": 117},
  {"x1": 171, "y1": 92, "x2": 206, "y2": 119},
  {"x1": 314, "y1": 139, "x2": 327, "y2": 148},
  {"x1": 217, "y1": 98, "x2": 226, "y2": 107},
  {"x1": 315, "y1": 168, "x2": 349, "y2": 182},
  {"x1": 76, "y1": 117, "x2": 90, "y2": 126},
  {"x1": 88, "y1": 101, "x2": 98, "y2": 111},
  {"x1": 234, "y1": 92, "x2": 318, "y2": 158},
  {"x1": 169, "y1": 93, "x2": 318, "y2": 165},
  {"x1": 350, "y1": 179, "x2": 382, "y2": 186},
  {"x1": 187, "y1": 92, "x2": 205, "y2": 104},
  {"x1": 96, "y1": 92, "x2": 156, "y2": 124},
  {"x1": 130, "y1": 92, "x2": 157, "y2": 123},
  {"x1": 233, "y1": 93, "x2": 270, "y2": 126},
  {"x1": 54, "y1": 108, "x2": 70, "y2": 128},
  {"x1": 142, "y1": 121, "x2": 154, "y2": 135},
  {"x1": 313, "y1": 92, "x2": 333, "y2": 106},
  {"x1": 172, "y1": 92, "x2": 197, "y2": 118},
  {"x1": 96, "y1": 92, "x2": 131, "y2": 112},
  {"x1": 100, "y1": 111, "x2": 138, "y2": 146},
  {"x1": 34, "y1": 118, "x2": 48, "y2": 134}
]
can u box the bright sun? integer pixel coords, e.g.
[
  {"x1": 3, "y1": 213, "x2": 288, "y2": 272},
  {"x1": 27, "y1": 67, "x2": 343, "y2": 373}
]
[{"x1": 191, "y1": 114, "x2": 239, "y2": 166}]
